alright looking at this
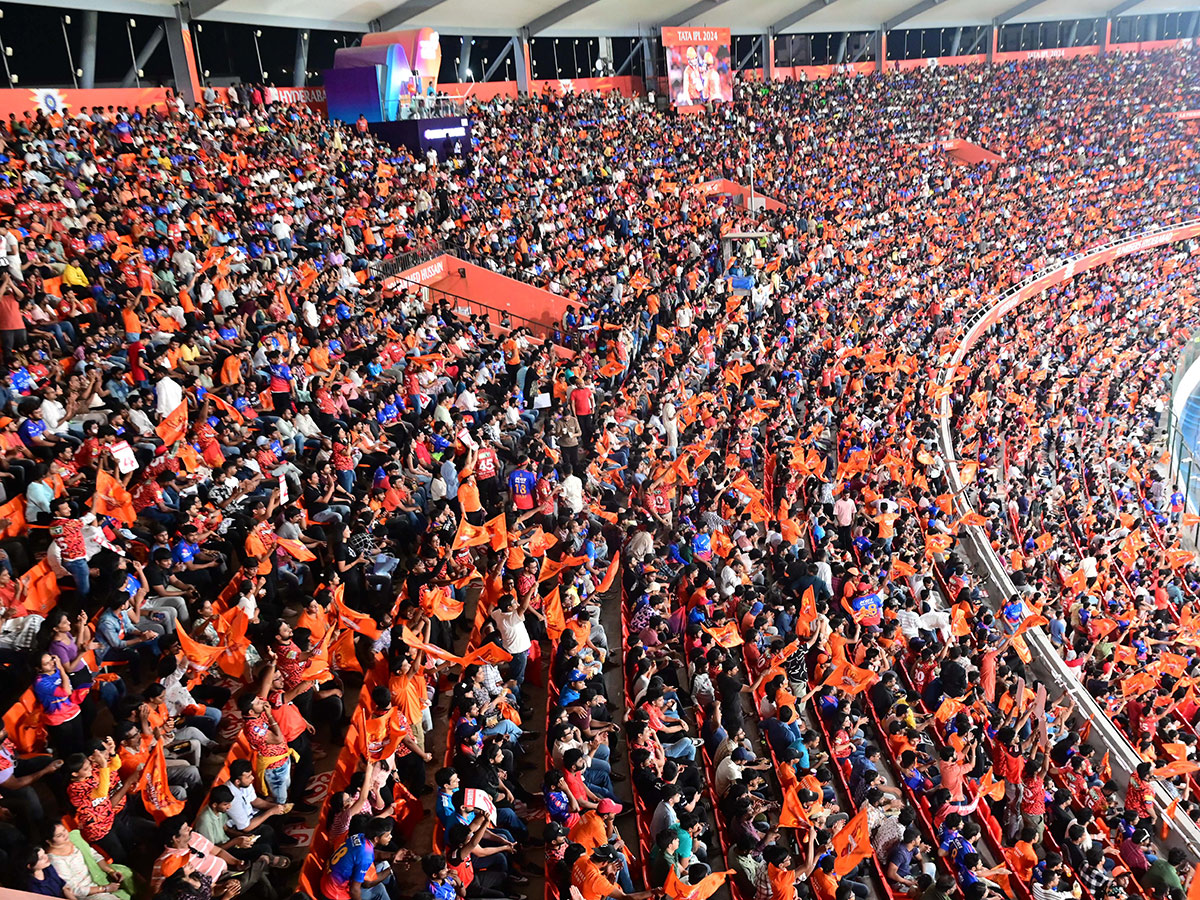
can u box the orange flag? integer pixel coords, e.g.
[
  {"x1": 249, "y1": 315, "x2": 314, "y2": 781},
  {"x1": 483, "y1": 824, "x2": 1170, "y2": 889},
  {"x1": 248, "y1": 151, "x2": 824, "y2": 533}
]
[
  {"x1": 935, "y1": 697, "x2": 966, "y2": 723},
  {"x1": 93, "y1": 469, "x2": 136, "y2": 525},
  {"x1": 663, "y1": 868, "x2": 733, "y2": 900},
  {"x1": 795, "y1": 586, "x2": 818, "y2": 637},
  {"x1": 1154, "y1": 759, "x2": 1200, "y2": 778},
  {"x1": 1012, "y1": 614, "x2": 1050, "y2": 638},
  {"x1": 177, "y1": 626, "x2": 224, "y2": 671},
  {"x1": 1122, "y1": 671, "x2": 1157, "y2": 698},
  {"x1": 1062, "y1": 569, "x2": 1087, "y2": 594},
  {"x1": 1167, "y1": 549, "x2": 1195, "y2": 570},
  {"x1": 300, "y1": 624, "x2": 336, "y2": 682},
  {"x1": 462, "y1": 642, "x2": 513, "y2": 666},
  {"x1": 890, "y1": 558, "x2": 916, "y2": 579},
  {"x1": 702, "y1": 622, "x2": 744, "y2": 648},
  {"x1": 823, "y1": 660, "x2": 879, "y2": 696},
  {"x1": 485, "y1": 513, "x2": 509, "y2": 551},
  {"x1": 453, "y1": 518, "x2": 491, "y2": 550},
  {"x1": 544, "y1": 587, "x2": 566, "y2": 642},
  {"x1": 978, "y1": 768, "x2": 1005, "y2": 802},
  {"x1": 1034, "y1": 533, "x2": 1054, "y2": 553},
  {"x1": 155, "y1": 400, "x2": 189, "y2": 445},
  {"x1": 331, "y1": 628, "x2": 362, "y2": 673},
  {"x1": 597, "y1": 557, "x2": 619, "y2": 594},
  {"x1": 526, "y1": 527, "x2": 557, "y2": 557},
  {"x1": 277, "y1": 537, "x2": 316, "y2": 561},
  {"x1": 1163, "y1": 797, "x2": 1180, "y2": 841},
  {"x1": 777, "y1": 781, "x2": 810, "y2": 828},
  {"x1": 216, "y1": 608, "x2": 250, "y2": 679},
  {"x1": 400, "y1": 624, "x2": 466, "y2": 666},
  {"x1": 832, "y1": 806, "x2": 872, "y2": 876},
  {"x1": 140, "y1": 741, "x2": 185, "y2": 823},
  {"x1": 331, "y1": 584, "x2": 382, "y2": 639},
  {"x1": 209, "y1": 392, "x2": 245, "y2": 425}
]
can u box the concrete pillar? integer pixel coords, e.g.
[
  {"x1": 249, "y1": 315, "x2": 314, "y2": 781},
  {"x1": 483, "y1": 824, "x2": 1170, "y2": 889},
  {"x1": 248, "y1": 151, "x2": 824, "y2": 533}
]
[
  {"x1": 641, "y1": 31, "x2": 655, "y2": 92},
  {"x1": 949, "y1": 26, "x2": 962, "y2": 56},
  {"x1": 79, "y1": 10, "x2": 98, "y2": 89},
  {"x1": 293, "y1": 30, "x2": 309, "y2": 87},
  {"x1": 876, "y1": 27, "x2": 886, "y2": 72},
  {"x1": 835, "y1": 33, "x2": 848, "y2": 63},
  {"x1": 986, "y1": 23, "x2": 996, "y2": 63},
  {"x1": 763, "y1": 29, "x2": 774, "y2": 80},
  {"x1": 458, "y1": 36, "x2": 472, "y2": 81},
  {"x1": 514, "y1": 30, "x2": 531, "y2": 95},
  {"x1": 164, "y1": 5, "x2": 201, "y2": 105}
]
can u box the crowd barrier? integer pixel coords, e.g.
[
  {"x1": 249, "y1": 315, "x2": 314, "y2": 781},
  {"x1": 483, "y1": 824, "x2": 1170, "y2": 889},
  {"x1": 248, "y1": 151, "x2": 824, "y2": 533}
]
[{"x1": 935, "y1": 218, "x2": 1200, "y2": 860}]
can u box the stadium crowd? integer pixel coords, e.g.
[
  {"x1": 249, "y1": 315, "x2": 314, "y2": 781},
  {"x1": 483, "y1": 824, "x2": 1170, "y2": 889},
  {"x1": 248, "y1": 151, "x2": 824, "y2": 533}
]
[{"x1": 0, "y1": 42, "x2": 1196, "y2": 900}]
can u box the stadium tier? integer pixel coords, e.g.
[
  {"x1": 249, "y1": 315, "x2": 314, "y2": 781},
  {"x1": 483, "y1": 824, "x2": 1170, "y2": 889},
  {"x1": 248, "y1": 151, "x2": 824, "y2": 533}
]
[{"x1": 3, "y1": 4, "x2": 1200, "y2": 900}]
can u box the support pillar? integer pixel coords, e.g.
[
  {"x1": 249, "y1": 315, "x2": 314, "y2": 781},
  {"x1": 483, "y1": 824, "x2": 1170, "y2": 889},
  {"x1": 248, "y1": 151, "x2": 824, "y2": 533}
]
[
  {"x1": 164, "y1": 5, "x2": 201, "y2": 105},
  {"x1": 641, "y1": 31, "x2": 655, "y2": 92},
  {"x1": 949, "y1": 26, "x2": 962, "y2": 56},
  {"x1": 763, "y1": 29, "x2": 774, "y2": 80},
  {"x1": 598, "y1": 35, "x2": 613, "y2": 72},
  {"x1": 458, "y1": 36, "x2": 472, "y2": 81},
  {"x1": 1101, "y1": 16, "x2": 1111, "y2": 56},
  {"x1": 1066, "y1": 20, "x2": 1078, "y2": 47},
  {"x1": 79, "y1": 10, "x2": 97, "y2": 89},
  {"x1": 835, "y1": 33, "x2": 848, "y2": 63},
  {"x1": 1188, "y1": 10, "x2": 1199, "y2": 38},
  {"x1": 1147, "y1": 15, "x2": 1157, "y2": 41},
  {"x1": 514, "y1": 29, "x2": 531, "y2": 96},
  {"x1": 293, "y1": 30, "x2": 309, "y2": 87},
  {"x1": 121, "y1": 24, "x2": 165, "y2": 88},
  {"x1": 986, "y1": 22, "x2": 996, "y2": 63},
  {"x1": 876, "y1": 27, "x2": 886, "y2": 71}
]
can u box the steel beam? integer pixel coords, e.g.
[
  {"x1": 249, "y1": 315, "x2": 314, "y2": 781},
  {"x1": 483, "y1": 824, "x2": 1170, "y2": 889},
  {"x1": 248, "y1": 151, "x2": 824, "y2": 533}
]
[
  {"x1": 373, "y1": 0, "x2": 449, "y2": 33},
  {"x1": 525, "y1": 0, "x2": 606, "y2": 37},
  {"x1": 121, "y1": 23, "x2": 164, "y2": 87},
  {"x1": 735, "y1": 35, "x2": 761, "y2": 72},
  {"x1": 615, "y1": 38, "x2": 642, "y2": 76},
  {"x1": 664, "y1": 0, "x2": 738, "y2": 27},
  {"x1": 993, "y1": 0, "x2": 1045, "y2": 26},
  {"x1": 482, "y1": 38, "x2": 513, "y2": 81},
  {"x1": 188, "y1": 0, "x2": 228, "y2": 17},
  {"x1": 1107, "y1": 0, "x2": 1145, "y2": 17},
  {"x1": 772, "y1": 0, "x2": 839, "y2": 34},
  {"x1": 883, "y1": 0, "x2": 941, "y2": 33},
  {"x1": 949, "y1": 25, "x2": 961, "y2": 55}
]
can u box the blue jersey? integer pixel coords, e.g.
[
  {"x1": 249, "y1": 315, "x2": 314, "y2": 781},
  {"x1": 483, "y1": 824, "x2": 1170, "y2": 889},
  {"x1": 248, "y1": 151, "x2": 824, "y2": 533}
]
[
  {"x1": 508, "y1": 469, "x2": 537, "y2": 505},
  {"x1": 323, "y1": 834, "x2": 374, "y2": 899}
]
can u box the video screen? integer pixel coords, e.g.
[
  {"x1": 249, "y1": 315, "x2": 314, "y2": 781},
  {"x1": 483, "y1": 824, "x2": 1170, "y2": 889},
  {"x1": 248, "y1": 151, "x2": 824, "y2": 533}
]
[{"x1": 661, "y1": 27, "x2": 733, "y2": 106}]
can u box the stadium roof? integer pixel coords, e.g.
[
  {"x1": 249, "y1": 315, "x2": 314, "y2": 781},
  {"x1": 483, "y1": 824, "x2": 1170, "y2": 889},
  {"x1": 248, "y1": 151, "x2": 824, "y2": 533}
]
[{"x1": 25, "y1": 0, "x2": 1198, "y2": 36}]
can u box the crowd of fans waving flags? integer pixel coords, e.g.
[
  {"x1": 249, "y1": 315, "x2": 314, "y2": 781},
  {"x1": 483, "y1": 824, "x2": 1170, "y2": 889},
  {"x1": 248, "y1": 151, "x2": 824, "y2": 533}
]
[{"x1": 1, "y1": 42, "x2": 1200, "y2": 900}]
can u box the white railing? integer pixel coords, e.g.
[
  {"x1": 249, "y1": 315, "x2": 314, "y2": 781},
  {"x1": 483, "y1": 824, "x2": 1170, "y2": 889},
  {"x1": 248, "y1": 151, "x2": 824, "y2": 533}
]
[{"x1": 934, "y1": 218, "x2": 1200, "y2": 860}]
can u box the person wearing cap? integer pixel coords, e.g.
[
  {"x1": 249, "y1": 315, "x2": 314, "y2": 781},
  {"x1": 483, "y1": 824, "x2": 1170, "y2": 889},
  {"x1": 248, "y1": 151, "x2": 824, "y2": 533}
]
[
  {"x1": 571, "y1": 844, "x2": 654, "y2": 900},
  {"x1": 569, "y1": 799, "x2": 633, "y2": 891}
]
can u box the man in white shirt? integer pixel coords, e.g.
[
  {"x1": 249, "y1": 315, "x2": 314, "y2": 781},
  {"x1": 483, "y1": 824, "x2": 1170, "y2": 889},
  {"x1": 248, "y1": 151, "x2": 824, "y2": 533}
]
[
  {"x1": 491, "y1": 593, "x2": 533, "y2": 692},
  {"x1": 38, "y1": 384, "x2": 71, "y2": 437},
  {"x1": 155, "y1": 368, "x2": 184, "y2": 418},
  {"x1": 560, "y1": 468, "x2": 584, "y2": 516}
]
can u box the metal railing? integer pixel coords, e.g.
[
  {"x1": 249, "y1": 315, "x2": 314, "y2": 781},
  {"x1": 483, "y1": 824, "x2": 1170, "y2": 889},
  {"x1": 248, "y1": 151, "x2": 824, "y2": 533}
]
[{"x1": 935, "y1": 219, "x2": 1200, "y2": 861}]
